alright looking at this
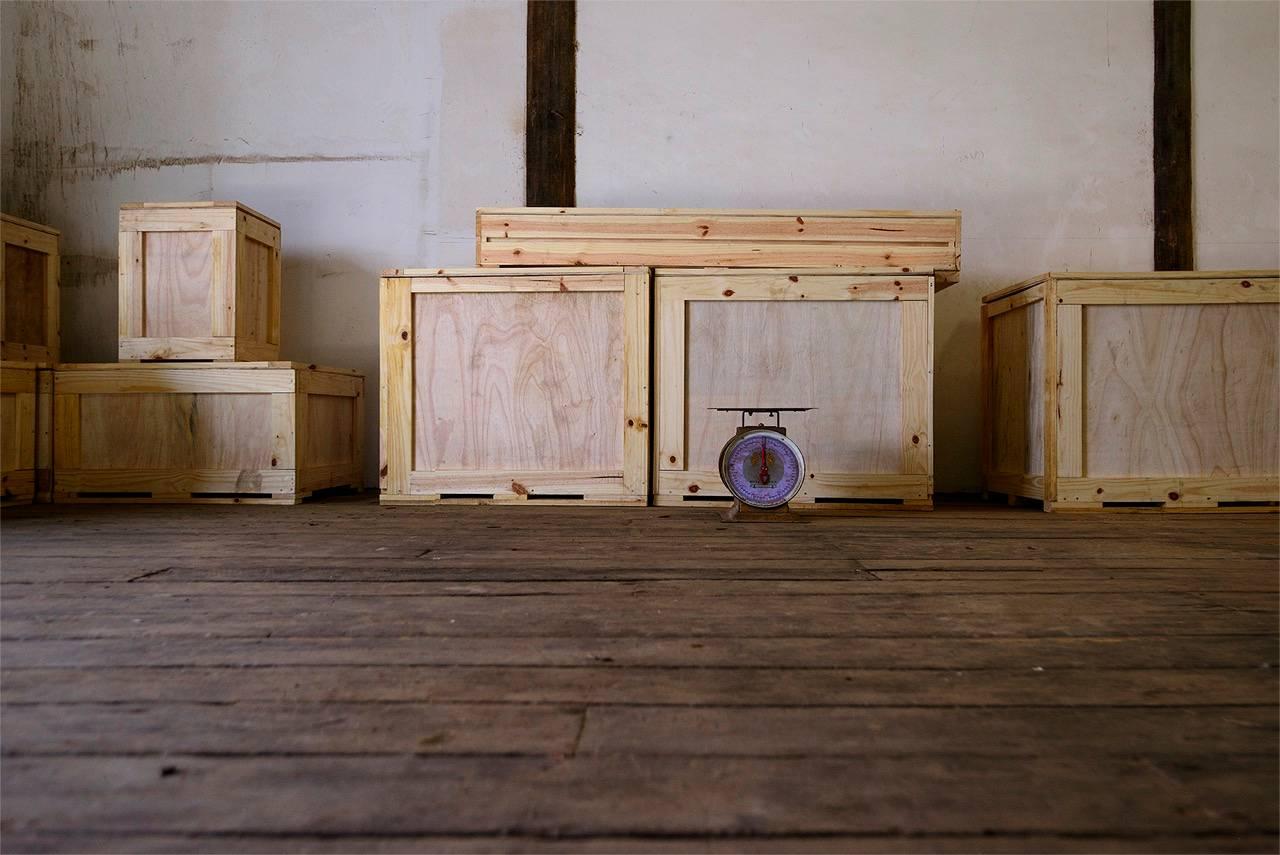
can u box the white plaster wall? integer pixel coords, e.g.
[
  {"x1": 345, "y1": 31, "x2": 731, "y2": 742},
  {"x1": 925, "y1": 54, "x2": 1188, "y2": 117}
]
[
  {"x1": 0, "y1": 0, "x2": 525, "y2": 485},
  {"x1": 578, "y1": 0, "x2": 1157, "y2": 493},
  {"x1": 1193, "y1": 0, "x2": 1280, "y2": 269}
]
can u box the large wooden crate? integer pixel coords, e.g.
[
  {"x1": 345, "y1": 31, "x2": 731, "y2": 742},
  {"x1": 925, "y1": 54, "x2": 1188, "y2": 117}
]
[
  {"x1": 118, "y1": 202, "x2": 282, "y2": 361},
  {"x1": 380, "y1": 267, "x2": 649, "y2": 505},
  {"x1": 476, "y1": 208, "x2": 961, "y2": 285},
  {"x1": 653, "y1": 268, "x2": 933, "y2": 509},
  {"x1": 2, "y1": 213, "x2": 60, "y2": 363},
  {"x1": 981, "y1": 271, "x2": 1279, "y2": 511},
  {"x1": 52, "y1": 363, "x2": 363, "y2": 504},
  {"x1": 2, "y1": 361, "x2": 51, "y2": 505}
]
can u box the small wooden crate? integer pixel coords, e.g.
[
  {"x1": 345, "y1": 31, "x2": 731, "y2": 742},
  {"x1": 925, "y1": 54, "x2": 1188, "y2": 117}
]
[
  {"x1": 380, "y1": 267, "x2": 649, "y2": 505},
  {"x1": 653, "y1": 268, "x2": 934, "y2": 509},
  {"x1": 1, "y1": 361, "x2": 51, "y2": 505},
  {"x1": 2, "y1": 213, "x2": 60, "y2": 363},
  {"x1": 981, "y1": 271, "x2": 1279, "y2": 511},
  {"x1": 118, "y1": 202, "x2": 282, "y2": 361},
  {"x1": 52, "y1": 362, "x2": 363, "y2": 504},
  {"x1": 476, "y1": 208, "x2": 962, "y2": 284}
]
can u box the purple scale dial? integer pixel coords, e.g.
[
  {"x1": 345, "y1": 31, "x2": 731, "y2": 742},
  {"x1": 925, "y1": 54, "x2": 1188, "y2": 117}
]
[{"x1": 717, "y1": 428, "x2": 805, "y2": 509}]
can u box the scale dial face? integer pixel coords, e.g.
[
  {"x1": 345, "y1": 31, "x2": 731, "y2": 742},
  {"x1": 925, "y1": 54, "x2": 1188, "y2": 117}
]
[{"x1": 718, "y1": 428, "x2": 806, "y2": 509}]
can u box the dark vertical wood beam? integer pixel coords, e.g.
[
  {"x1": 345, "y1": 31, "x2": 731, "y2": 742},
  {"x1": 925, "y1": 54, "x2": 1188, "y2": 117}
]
[
  {"x1": 1153, "y1": 0, "x2": 1194, "y2": 270},
  {"x1": 526, "y1": 0, "x2": 576, "y2": 207}
]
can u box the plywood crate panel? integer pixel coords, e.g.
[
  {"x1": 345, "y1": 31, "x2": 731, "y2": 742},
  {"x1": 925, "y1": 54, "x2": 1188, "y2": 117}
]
[
  {"x1": 2, "y1": 213, "x2": 60, "y2": 363},
  {"x1": 118, "y1": 202, "x2": 281, "y2": 361},
  {"x1": 1, "y1": 362, "x2": 51, "y2": 505},
  {"x1": 981, "y1": 271, "x2": 1280, "y2": 511},
  {"x1": 53, "y1": 363, "x2": 363, "y2": 504},
  {"x1": 653, "y1": 269, "x2": 933, "y2": 509},
  {"x1": 476, "y1": 208, "x2": 961, "y2": 286},
  {"x1": 380, "y1": 267, "x2": 649, "y2": 505}
]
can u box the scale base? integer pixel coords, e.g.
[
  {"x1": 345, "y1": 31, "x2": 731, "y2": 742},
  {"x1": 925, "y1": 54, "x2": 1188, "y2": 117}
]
[{"x1": 721, "y1": 499, "x2": 806, "y2": 523}]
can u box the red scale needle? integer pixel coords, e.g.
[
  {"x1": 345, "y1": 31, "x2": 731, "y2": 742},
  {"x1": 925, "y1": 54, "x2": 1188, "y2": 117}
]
[{"x1": 758, "y1": 436, "x2": 770, "y2": 485}]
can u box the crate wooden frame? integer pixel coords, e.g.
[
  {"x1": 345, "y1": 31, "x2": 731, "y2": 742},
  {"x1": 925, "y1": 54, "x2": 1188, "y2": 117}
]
[
  {"x1": 2, "y1": 362, "x2": 51, "y2": 505},
  {"x1": 380, "y1": 267, "x2": 650, "y2": 506},
  {"x1": 2, "y1": 213, "x2": 60, "y2": 363},
  {"x1": 653, "y1": 268, "x2": 934, "y2": 509},
  {"x1": 53, "y1": 362, "x2": 363, "y2": 505},
  {"x1": 981, "y1": 271, "x2": 1279, "y2": 512},
  {"x1": 118, "y1": 202, "x2": 282, "y2": 362},
  {"x1": 476, "y1": 208, "x2": 961, "y2": 287}
]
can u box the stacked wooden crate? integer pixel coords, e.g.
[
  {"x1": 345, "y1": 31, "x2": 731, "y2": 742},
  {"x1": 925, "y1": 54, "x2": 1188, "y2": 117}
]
[
  {"x1": 981, "y1": 271, "x2": 1279, "y2": 511},
  {"x1": 2, "y1": 213, "x2": 59, "y2": 504},
  {"x1": 50, "y1": 202, "x2": 364, "y2": 505},
  {"x1": 382, "y1": 207, "x2": 960, "y2": 508}
]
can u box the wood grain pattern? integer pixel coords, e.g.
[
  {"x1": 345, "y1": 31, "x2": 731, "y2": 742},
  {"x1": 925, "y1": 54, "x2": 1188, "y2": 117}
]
[
  {"x1": 901, "y1": 300, "x2": 931, "y2": 475},
  {"x1": 0, "y1": 499, "x2": 1275, "y2": 852},
  {"x1": 236, "y1": 235, "x2": 273, "y2": 346},
  {"x1": 988, "y1": 301, "x2": 1044, "y2": 477},
  {"x1": 379, "y1": 278, "x2": 413, "y2": 496},
  {"x1": 0, "y1": 391, "x2": 19, "y2": 473},
  {"x1": 413, "y1": 291, "x2": 624, "y2": 472},
  {"x1": 685, "y1": 301, "x2": 903, "y2": 476},
  {"x1": 305, "y1": 395, "x2": 355, "y2": 468},
  {"x1": 77, "y1": 394, "x2": 274, "y2": 470},
  {"x1": 3, "y1": 244, "x2": 46, "y2": 346},
  {"x1": 1085, "y1": 304, "x2": 1280, "y2": 477},
  {"x1": 1056, "y1": 305, "x2": 1084, "y2": 478},
  {"x1": 143, "y1": 231, "x2": 214, "y2": 338}
]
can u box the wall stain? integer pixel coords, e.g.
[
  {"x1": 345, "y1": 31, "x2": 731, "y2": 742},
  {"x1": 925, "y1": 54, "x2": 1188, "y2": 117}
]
[
  {"x1": 55, "y1": 151, "x2": 416, "y2": 180},
  {"x1": 61, "y1": 255, "x2": 117, "y2": 286}
]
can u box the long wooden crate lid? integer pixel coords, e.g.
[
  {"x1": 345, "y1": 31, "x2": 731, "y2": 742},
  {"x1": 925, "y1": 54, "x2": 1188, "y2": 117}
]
[
  {"x1": 56, "y1": 362, "x2": 360, "y2": 375},
  {"x1": 120, "y1": 200, "x2": 281, "y2": 229},
  {"x1": 982, "y1": 270, "x2": 1279, "y2": 304},
  {"x1": 476, "y1": 207, "x2": 961, "y2": 287}
]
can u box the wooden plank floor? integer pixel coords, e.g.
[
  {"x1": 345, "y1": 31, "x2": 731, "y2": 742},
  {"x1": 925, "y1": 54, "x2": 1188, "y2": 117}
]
[{"x1": 1, "y1": 496, "x2": 1276, "y2": 853}]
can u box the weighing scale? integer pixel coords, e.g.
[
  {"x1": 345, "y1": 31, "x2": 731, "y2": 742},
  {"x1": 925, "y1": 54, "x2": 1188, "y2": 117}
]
[{"x1": 712, "y1": 407, "x2": 813, "y2": 522}]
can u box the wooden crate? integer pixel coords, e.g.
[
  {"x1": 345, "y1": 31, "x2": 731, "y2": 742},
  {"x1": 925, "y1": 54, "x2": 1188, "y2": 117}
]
[
  {"x1": 981, "y1": 271, "x2": 1279, "y2": 511},
  {"x1": 52, "y1": 362, "x2": 363, "y2": 504},
  {"x1": 1, "y1": 361, "x2": 51, "y2": 505},
  {"x1": 476, "y1": 208, "x2": 962, "y2": 285},
  {"x1": 380, "y1": 267, "x2": 649, "y2": 505},
  {"x1": 653, "y1": 268, "x2": 933, "y2": 509},
  {"x1": 2, "y1": 213, "x2": 60, "y2": 363},
  {"x1": 118, "y1": 202, "x2": 282, "y2": 361}
]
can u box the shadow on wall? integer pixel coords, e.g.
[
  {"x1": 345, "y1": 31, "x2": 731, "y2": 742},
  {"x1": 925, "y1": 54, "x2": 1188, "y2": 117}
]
[
  {"x1": 280, "y1": 250, "x2": 381, "y2": 487},
  {"x1": 933, "y1": 284, "x2": 986, "y2": 493},
  {"x1": 59, "y1": 253, "x2": 118, "y2": 364}
]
